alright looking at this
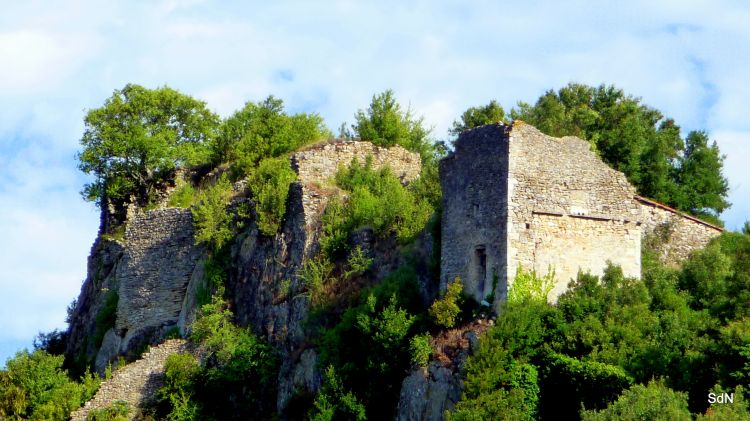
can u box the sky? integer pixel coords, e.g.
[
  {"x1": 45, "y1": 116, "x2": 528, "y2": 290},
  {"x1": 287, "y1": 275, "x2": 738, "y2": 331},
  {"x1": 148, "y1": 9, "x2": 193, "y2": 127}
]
[{"x1": 1, "y1": 0, "x2": 748, "y2": 365}]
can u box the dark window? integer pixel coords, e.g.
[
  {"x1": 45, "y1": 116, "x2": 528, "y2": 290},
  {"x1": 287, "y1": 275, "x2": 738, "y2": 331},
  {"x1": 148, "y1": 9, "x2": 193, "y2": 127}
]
[{"x1": 475, "y1": 246, "x2": 487, "y2": 293}]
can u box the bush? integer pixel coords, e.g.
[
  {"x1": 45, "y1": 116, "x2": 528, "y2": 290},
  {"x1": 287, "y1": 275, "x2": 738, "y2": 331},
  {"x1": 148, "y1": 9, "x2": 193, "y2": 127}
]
[
  {"x1": 191, "y1": 174, "x2": 234, "y2": 252},
  {"x1": 309, "y1": 366, "x2": 367, "y2": 421},
  {"x1": 409, "y1": 333, "x2": 432, "y2": 367},
  {"x1": 430, "y1": 278, "x2": 463, "y2": 328},
  {"x1": 167, "y1": 182, "x2": 198, "y2": 208},
  {"x1": 539, "y1": 352, "x2": 633, "y2": 419},
  {"x1": 581, "y1": 380, "x2": 691, "y2": 421},
  {"x1": 297, "y1": 257, "x2": 335, "y2": 304},
  {"x1": 321, "y1": 158, "x2": 433, "y2": 258},
  {"x1": 344, "y1": 246, "x2": 373, "y2": 279},
  {"x1": 213, "y1": 96, "x2": 329, "y2": 174},
  {"x1": 181, "y1": 295, "x2": 279, "y2": 419},
  {"x1": 448, "y1": 388, "x2": 532, "y2": 421},
  {"x1": 0, "y1": 350, "x2": 100, "y2": 421},
  {"x1": 509, "y1": 265, "x2": 555, "y2": 303},
  {"x1": 86, "y1": 400, "x2": 130, "y2": 421},
  {"x1": 246, "y1": 156, "x2": 297, "y2": 236}
]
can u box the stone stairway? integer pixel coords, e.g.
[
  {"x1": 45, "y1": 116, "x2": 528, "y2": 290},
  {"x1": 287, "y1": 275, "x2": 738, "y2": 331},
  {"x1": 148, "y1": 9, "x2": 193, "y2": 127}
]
[{"x1": 71, "y1": 339, "x2": 194, "y2": 420}]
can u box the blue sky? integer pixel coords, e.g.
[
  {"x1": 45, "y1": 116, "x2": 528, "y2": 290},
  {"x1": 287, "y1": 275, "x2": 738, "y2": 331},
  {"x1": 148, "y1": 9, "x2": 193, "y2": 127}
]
[{"x1": 1, "y1": 0, "x2": 748, "y2": 365}]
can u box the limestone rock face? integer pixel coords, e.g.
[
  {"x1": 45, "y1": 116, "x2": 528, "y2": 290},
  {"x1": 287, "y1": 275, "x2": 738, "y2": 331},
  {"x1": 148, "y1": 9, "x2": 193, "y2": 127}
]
[{"x1": 397, "y1": 363, "x2": 463, "y2": 421}]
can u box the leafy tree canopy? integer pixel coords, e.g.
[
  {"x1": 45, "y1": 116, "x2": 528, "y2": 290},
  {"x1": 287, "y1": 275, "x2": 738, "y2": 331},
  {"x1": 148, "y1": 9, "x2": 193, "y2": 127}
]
[
  {"x1": 454, "y1": 83, "x2": 730, "y2": 221},
  {"x1": 212, "y1": 95, "x2": 330, "y2": 176},
  {"x1": 352, "y1": 90, "x2": 432, "y2": 159},
  {"x1": 78, "y1": 84, "x2": 220, "y2": 207},
  {"x1": 449, "y1": 100, "x2": 506, "y2": 136}
]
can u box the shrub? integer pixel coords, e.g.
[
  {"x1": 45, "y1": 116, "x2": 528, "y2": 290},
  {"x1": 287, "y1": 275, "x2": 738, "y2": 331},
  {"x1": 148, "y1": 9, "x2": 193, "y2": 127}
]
[
  {"x1": 321, "y1": 157, "x2": 433, "y2": 258},
  {"x1": 213, "y1": 96, "x2": 329, "y2": 173},
  {"x1": 344, "y1": 246, "x2": 373, "y2": 279},
  {"x1": 509, "y1": 265, "x2": 555, "y2": 303},
  {"x1": 539, "y1": 352, "x2": 633, "y2": 419},
  {"x1": 168, "y1": 182, "x2": 198, "y2": 208},
  {"x1": 430, "y1": 278, "x2": 463, "y2": 328},
  {"x1": 297, "y1": 257, "x2": 335, "y2": 304},
  {"x1": 246, "y1": 156, "x2": 297, "y2": 236},
  {"x1": 86, "y1": 401, "x2": 130, "y2": 421},
  {"x1": 448, "y1": 388, "x2": 532, "y2": 421},
  {"x1": 184, "y1": 295, "x2": 279, "y2": 419},
  {"x1": 309, "y1": 365, "x2": 366, "y2": 421},
  {"x1": 160, "y1": 353, "x2": 200, "y2": 421},
  {"x1": 581, "y1": 380, "x2": 691, "y2": 421},
  {"x1": 191, "y1": 174, "x2": 234, "y2": 252},
  {"x1": 0, "y1": 350, "x2": 100, "y2": 421},
  {"x1": 409, "y1": 333, "x2": 432, "y2": 367}
]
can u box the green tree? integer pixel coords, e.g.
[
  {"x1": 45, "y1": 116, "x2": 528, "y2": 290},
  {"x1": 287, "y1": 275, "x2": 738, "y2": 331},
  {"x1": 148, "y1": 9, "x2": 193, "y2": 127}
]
[
  {"x1": 213, "y1": 96, "x2": 329, "y2": 175},
  {"x1": 581, "y1": 380, "x2": 692, "y2": 421},
  {"x1": 429, "y1": 277, "x2": 463, "y2": 328},
  {"x1": 674, "y1": 130, "x2": 730, "y2": 222},
  {"x1": 502, "y1": 83, "x2": 730, "y2": 220},
  {"x1": 78, "y1": 84, "x2": 219, "y2": 207},
  {"x1": 449, "y1": 100, "x2": 506, "y2": 136},
  {"x1": 352, "y1": 90, "x2": 432, "y2": 157},
  {"x1": 0, "y1": 350, "x2": 99, "y2": 420},
  {"x1": 246, "y1": 156, "x2": 298, "y2": 236}
]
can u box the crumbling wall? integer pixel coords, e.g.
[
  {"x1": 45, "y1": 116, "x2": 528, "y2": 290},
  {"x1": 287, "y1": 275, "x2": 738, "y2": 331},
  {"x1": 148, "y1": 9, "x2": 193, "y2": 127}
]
[
  {"x1": 506, "y1": 122, "x2": 642, "y2": 301},
  {"x1": 114, "y1": 209, "x2": 203, "y2": 349},
  {"x1": 291, "y1": 140, "x2": 421, "y2": 186},
  {"x1": 637, "y1": 196, "x2": 722, "y2": 265},
  {"x1": 440, "y1": 124, "x2": 510, "y2": 303}
]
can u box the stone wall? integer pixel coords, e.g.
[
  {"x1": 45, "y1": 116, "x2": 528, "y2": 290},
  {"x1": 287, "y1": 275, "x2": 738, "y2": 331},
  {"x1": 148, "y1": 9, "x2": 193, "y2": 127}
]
[
  {"x1": 92, "y1": 208, "x2": 203, "y2": 372},
  {"x1": 291, "y1": 140, "x2": 421, "y2": 186},
  {"x1": 507, "y1": 122, "x2": 642, "y2": 302},
  {"x1": 71, "y1": 339, "x2": 197, "y2": 421},
  {"x1": 637, "y1": 196, "x2": 722, "y2": 265},
  {"x1": 440, "y1": 124, "x2": 510, "y2": 303}
]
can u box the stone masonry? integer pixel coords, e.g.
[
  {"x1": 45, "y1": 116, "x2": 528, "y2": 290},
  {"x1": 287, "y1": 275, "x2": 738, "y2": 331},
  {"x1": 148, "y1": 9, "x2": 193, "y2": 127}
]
[
  {"x1": 71, "y1": 339, "x2": 198, "y2": 421},
  {"x1": 440, "y1": 122, "x2": 721, "y2": 310}
]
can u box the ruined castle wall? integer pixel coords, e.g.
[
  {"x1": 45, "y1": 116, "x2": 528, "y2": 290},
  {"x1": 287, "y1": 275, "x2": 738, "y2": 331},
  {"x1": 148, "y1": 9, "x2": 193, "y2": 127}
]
[
  {"x1": 637, "y1": 197, "x2": 722, "y2": 265},
  {"x1": 291, "y1": 140, "x2": 421, "y2": 186},
  {"x1": 114, "y1": 208, "x2": 203, "y2": 352},
  {"x1": 507, "y1": 123, "x2": 642, "y2": 301},
  {"x1": 440, "y1": 124, "x2": 510, "y2": 303}
]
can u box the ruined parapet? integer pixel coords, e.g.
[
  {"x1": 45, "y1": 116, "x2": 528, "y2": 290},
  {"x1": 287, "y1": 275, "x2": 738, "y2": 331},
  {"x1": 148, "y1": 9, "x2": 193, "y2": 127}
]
[
  {"x1": 637, "y1": 196, "x2": 722, "y2": 265},
  {"x1": 290, "y1": 139, "x2": 422, "y2": 253},
  {"x1": 291, "y1": 140, "x2": 421, "y2": 186}
]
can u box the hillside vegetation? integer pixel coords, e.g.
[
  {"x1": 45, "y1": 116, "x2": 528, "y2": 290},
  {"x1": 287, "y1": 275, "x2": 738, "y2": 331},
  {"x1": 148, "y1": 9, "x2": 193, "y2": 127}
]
[{"x1": 1, "y1": 83, "x2": 745, "y2": 420}]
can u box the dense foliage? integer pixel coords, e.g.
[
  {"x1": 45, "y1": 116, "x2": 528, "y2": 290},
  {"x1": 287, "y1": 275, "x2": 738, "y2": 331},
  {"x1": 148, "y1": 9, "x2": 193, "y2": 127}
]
[
  {"x1": 451, "y1": 230, "x2": 750, "y2": 419},
  {"x1": 212, "y1": 96, "x2": 330, "y2": 177},
  {"x1": 351, "y1": 90, "x2": 432, "y2": 158},
  {"x1": 320, "y1": 157, "x2": 433, "y2": 259},
  {"x1": 0, "y1": 350, "x2": 100, "y2": 420},
  {"x1": 455, "y1": 83, "x2": 730, "y2": 223},
  {"x1": 156, "y1": 296, "x2": 279, "y2": 420},
  {"x1": 78, "y1": 84, "x2": 219, "y2": 207}
]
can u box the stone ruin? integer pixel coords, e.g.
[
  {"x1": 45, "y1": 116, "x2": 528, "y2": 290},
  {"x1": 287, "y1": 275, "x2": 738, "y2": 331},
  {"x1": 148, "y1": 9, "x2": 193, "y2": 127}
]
[{"x1": 440, "y1": 121, "x2": 723, "y2": 309}]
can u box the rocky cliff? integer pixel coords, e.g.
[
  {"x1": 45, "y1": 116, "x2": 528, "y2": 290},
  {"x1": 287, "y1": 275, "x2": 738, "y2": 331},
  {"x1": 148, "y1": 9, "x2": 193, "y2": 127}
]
[{"x1": 64, "y1": 140, "x2": 424, "y2": 415}]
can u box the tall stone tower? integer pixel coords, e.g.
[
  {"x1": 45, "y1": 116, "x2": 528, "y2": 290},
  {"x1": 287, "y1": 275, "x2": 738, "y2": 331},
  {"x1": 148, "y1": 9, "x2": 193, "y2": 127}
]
[{"x1": 439, "y1": 122, "x2": 643, "y2": 309}]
